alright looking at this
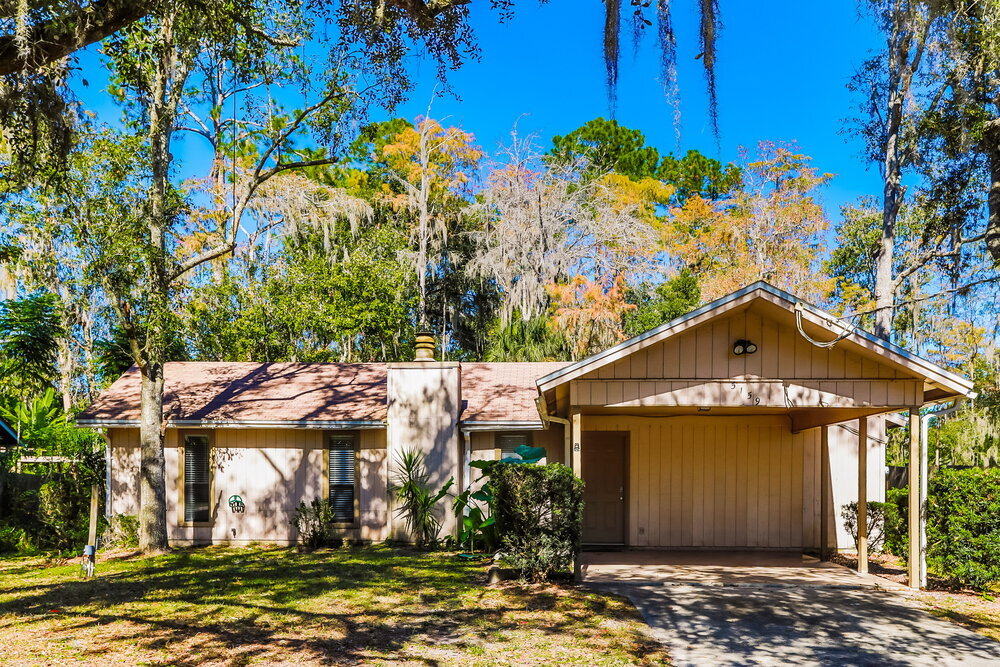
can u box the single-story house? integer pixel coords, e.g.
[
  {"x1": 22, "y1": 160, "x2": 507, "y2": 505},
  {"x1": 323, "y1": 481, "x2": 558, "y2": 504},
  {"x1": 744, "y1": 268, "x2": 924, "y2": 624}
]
[{"x1": 78, "y1": 282, "x2": 974, "y2": 587}]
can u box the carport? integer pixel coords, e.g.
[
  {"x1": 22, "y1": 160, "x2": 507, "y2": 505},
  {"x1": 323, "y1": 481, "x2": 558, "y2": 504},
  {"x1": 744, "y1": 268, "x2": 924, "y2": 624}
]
[{"x1": 536, "y1": 282, "x2": 975, "y2": 588}]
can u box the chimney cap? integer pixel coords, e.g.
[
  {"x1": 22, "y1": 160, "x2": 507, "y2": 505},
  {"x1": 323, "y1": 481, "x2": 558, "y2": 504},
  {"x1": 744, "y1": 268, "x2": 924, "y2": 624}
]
[{"x1": 414, "y1": 331, "x2": 435, "y2": 361}]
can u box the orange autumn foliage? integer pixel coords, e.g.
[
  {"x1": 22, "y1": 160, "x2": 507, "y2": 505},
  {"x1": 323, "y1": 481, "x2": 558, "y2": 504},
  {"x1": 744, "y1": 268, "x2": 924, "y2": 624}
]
[
  {"x1": 548, "y1": 274, "x2": 636, "y2": 360},
  {"x1": 663, "y1": 142, "x2": 836, "y2": 303}
]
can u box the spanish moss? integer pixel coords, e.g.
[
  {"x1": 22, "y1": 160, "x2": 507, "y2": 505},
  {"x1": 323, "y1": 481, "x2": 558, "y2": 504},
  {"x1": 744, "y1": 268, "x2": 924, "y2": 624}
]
[{"x1": 603, "y1": 0, "x2": 621, "y2": 116}]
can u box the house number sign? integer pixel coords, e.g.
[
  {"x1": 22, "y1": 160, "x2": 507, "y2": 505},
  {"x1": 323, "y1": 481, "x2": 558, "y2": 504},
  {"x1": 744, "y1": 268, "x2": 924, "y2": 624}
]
[{"x1": 228, "y1": 495, "x2": 246, "y2": 513}]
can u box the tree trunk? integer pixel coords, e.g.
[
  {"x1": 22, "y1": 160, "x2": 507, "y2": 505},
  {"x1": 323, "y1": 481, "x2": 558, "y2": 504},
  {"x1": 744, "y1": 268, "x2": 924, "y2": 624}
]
[
  {"x1": 138, "y1": 362, "x2": 168, "y2": 551},
  {"x1": 134, "y1": 16, "x2": 185, "y2": 553},
  {"x1": 985, "y1": 120, "x2": 1000, "y2": 266},
  {"x1": 57, "y1": 336, "x2": 73, "y2": 412},
  {"x1": 873, "y1": 2, "x2": 926, "y2": 340}
]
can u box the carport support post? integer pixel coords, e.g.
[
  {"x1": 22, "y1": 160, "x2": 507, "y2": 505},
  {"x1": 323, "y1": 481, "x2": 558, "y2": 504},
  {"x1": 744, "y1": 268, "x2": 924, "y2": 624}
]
[
  {"x1": 571, "y1": 410, "x2": 582, "y2": 582},
  {"x1": 820, "y1": 426, "x2": 830, "y2": 561},
  {"x1": 908, "y1": 407, "x2": 921, "y2": 589},
  {"x1": 857, "y1": 416, "x2": 868, "y2": 575}
]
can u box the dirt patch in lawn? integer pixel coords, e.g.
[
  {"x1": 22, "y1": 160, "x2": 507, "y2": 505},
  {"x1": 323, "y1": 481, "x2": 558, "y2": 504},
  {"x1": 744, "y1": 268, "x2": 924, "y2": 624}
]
[
  {"x1": 833, "y1": 552, "x2": 1000, "y2": 645},
  {"x1": 0, "y1": 545, "x2": 669, "y2": 666}
]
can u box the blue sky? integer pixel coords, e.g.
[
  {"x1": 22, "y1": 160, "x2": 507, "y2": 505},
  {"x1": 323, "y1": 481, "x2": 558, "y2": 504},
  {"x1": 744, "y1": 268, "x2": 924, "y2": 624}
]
[
  {"x1": 391, "y1": 1, "x2": 884, "y2": 221},
  {"x1": 76, "y1": 1, "x2": 884, "y2": 222}
]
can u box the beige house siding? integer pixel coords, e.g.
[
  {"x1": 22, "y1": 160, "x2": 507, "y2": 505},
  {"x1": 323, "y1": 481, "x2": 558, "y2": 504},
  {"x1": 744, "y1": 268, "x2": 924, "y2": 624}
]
[
  {"x1": 468, "y1": 428, "x2": 565, "y2": 464},
  {"x1": 108, "y1": 427, "x2": 140, "y2": 516},
  {"x1": 386, "y1": 363, "x2": 461, "y2": 539},
  {"x1": 827, "y1": 416, "x2": 887, "y2": 548},
  {"x1": 580, "y1": 415, "x2": 882, "y2": 550},
  {"x1": 581, "y1": 307, "x2": 916, "y2": 383},
  {"x1": 574, "y1": 308, "x2": 925, "y2": 414},
  {"x1": 109, "y1": 427, "x2": 389, "y2": 545}
]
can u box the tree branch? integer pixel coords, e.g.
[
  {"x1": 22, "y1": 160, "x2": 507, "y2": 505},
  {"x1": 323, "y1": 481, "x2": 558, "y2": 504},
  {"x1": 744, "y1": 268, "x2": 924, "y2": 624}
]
[
  {"x1": 0, "y1": 0, "x2": 147, "y2": 76},
  {"x1": 0, "y1": 0, "x2": 473, "y2": 76}
]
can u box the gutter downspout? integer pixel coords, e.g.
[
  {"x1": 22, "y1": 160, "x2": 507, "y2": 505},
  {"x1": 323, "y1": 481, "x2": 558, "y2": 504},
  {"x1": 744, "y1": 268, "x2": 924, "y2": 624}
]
[
  {"x1": 535, "y1": 397, "x2": 571, "y2": 465},
  {"x1": 918, "y1": 400, "x2": 963, "y2": 589},
  {"x1": 462, "y1": 430, "x2": 472, "y2": 494}
]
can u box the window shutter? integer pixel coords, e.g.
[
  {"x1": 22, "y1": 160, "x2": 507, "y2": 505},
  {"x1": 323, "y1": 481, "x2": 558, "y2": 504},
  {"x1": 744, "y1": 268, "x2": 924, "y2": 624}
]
[
  {"x1": 499, "y1": 433, "x2": 529, "y2": 460},
  {"x1": 329, "y1": 436, "x2": 356, "y2": 523},
  {"x1": 184, "y1": 436, "x2": 211, "y2": 523}
]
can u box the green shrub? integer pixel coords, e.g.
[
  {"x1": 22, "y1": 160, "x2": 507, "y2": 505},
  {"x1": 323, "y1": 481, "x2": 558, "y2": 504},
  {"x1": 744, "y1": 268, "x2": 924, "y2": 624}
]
[
  {"x1": 101, "y1": 514, "x2": 139, "y2": 549},
  {"x1": 926, "y1": 467, "x2": 1000, "y2": 591},
  {"x1": 490, "y1": 462, "x2": 584, "y2": 582},
  {"x1": 840, "y1": 501, "x2": 887, "y2": 553},
  {"x1": 883, "y1": 487, "x2": 909, "y2": 558},
  {"x1": 0, "y1": 525, "x2": 36, "y2": 554},
  {"x1": 291, "y1": 498, "x2": 336, "y2": 549}
]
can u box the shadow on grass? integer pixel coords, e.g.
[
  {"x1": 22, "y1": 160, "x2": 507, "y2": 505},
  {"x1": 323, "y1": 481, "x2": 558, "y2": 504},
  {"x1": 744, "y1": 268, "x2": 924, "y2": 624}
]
[{"x1": 0, "y1": 545, "x2": 664, "y2": 665}]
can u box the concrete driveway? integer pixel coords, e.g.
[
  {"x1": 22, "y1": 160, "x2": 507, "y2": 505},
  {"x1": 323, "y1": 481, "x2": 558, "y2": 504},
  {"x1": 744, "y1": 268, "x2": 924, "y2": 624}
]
[{"x1": 584, "y1": 551, "x2": 1000, "y2": 666}]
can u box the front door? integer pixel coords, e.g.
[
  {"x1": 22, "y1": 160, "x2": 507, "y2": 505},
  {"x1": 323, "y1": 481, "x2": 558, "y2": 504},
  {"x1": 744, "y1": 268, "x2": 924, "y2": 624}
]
[{"x1": 582, "y1": 431, "x2": 627, "y2": 545}]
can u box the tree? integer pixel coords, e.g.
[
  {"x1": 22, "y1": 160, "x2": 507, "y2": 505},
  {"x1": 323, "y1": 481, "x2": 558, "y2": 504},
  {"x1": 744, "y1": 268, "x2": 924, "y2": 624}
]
[
  {"x1": 623, "y1": 269, "x2": 700, "y2": 337},
  {"x1": 548, "y1": 274, "x2": 635, "y2": 360},
  {"x1": 0, "y1": 292, "x2": 63, "y2": 439},
  {"x1": 183, "y1": 221, "x2": 416, "y2": 363},
  {"x1": 1, "y1": 1, "x2": 729, "y2": 186},
  {"x1": 664, "y1": 142, "x2": 833, "y2": 302},
  {"x1": 471, "y1": 132, "x2": 662, "y2": 327},
  {"x1": 548, "y1": 117, "x2": 739, "y2": 201},
  {"x1": 484, "y1": 314, "x2": 568, "y2": 362},
  {"x1": 852, "y1": 0, "x2": 935, "y2": 339},
  {"x1": 379, "y1": 115, "x2": 482, "y2": 325},
  {"x1": 76, "y1": 0, "x2": 381, "y2": 552}
]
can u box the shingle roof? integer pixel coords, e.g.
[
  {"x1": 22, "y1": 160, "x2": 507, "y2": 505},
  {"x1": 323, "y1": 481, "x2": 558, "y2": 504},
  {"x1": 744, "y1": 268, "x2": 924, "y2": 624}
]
[
  {"x1": 77, "y1": 360, "x2": 571, "y2": 426},
  {"x1": 77, "y1": 362, "x2": 389, "y2": 424},
  {"x1": 460, "y1": 362, "x2": 571, "y2": 422}
]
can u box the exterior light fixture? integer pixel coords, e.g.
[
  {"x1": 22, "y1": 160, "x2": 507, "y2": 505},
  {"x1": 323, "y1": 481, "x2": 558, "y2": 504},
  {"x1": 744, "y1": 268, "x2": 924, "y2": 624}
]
[{"x1": 733, "y1": 339, "x2": 758, "y2": 356}]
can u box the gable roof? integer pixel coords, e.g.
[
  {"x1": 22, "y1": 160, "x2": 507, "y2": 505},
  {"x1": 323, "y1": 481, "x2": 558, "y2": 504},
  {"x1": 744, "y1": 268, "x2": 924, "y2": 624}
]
[
  {"x1": 536, "y1": 281, "x2": 975, "y2": 401},
  {"x1": 77, "y1": 360, "x2": 571, "y2": 428}
]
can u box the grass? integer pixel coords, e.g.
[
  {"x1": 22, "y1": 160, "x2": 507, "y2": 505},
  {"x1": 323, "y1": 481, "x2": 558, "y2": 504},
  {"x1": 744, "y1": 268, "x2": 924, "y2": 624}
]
[
  {"x1": 0, "y1": 545, "x2": 668, "y2": 666},
  {"x1": 833, "y1": 552, "x2": 1000, "y2": 645},
  {"x1": 920, "y1": 591, "x2": 1000, "y2": 643}
]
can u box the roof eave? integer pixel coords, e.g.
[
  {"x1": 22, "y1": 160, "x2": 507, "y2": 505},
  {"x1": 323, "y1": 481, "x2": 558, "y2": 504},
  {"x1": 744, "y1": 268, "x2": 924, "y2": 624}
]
[
  {"x1": 76, "y1": 418, "x2": 386, "y2": 429},
  {"x1": 536, "y1": 281, "x2": 975, "y2": 400}
]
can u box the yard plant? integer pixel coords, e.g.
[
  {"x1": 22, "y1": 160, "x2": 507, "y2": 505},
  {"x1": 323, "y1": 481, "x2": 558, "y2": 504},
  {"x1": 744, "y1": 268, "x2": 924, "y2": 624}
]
[
  {"x1": 491, "y1": 460, "x2": 585, "y2": 582},
  {"x1": 876, "y1": 469, "x2": 1000, "y2": 592}
]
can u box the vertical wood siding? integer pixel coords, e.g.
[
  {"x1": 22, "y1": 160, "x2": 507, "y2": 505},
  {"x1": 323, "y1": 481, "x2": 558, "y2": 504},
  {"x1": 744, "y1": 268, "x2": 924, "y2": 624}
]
[
  {"x1": 584, "y1": 415, "x2": 824, "y2": 549},
  {"x1": 108, "y1": 428, "x2": 140, "y2": 516},
  {"x1": 580, "y1": 308, "x2": 914, "y2": 383}
]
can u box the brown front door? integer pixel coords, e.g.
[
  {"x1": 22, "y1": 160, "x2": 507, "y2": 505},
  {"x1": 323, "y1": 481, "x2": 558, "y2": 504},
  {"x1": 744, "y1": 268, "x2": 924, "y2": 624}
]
[{"x1": 582, "y1": 431, "x2": 627, "y2": 545}]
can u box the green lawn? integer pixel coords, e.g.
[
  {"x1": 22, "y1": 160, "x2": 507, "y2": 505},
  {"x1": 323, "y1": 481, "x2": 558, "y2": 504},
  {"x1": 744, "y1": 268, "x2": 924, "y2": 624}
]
[{"x1": 0, "y1": 545, "x2": 668, "y2": 666}]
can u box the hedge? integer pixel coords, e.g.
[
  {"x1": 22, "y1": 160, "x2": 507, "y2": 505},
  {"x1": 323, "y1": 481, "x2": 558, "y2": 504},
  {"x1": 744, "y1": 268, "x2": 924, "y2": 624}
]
[
  {"x1": 490, "y1": 462, "x2": 584, "y2": 581},
  {"x1": 882, "y1": 469, "x2": 1000, "y2": 591},
  {"x1": 926, "y1": 468, "x2": 1000, "y2": 591}
]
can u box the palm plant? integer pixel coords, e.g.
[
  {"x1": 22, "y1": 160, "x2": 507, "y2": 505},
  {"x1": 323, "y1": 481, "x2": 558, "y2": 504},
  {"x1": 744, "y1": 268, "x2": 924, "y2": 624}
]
[
  {"x1": 0, "y1": 293, "x2": 63, "y2": 407},
  {"x1": 392, "y1": 449, "x2": 453, "y2": 549}
]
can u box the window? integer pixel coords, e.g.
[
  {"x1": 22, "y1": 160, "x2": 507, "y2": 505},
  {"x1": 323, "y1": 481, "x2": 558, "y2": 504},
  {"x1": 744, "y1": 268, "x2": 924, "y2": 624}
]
[
  {"x1": 328, "y1": 434, "x2": 357, "y2": 524},
  {"x1": 499, "y1": 433, "x2": 530, "y2": 460},
  {"x1": 183, "y1": 435, "x2": 211, "y2": 523}
]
